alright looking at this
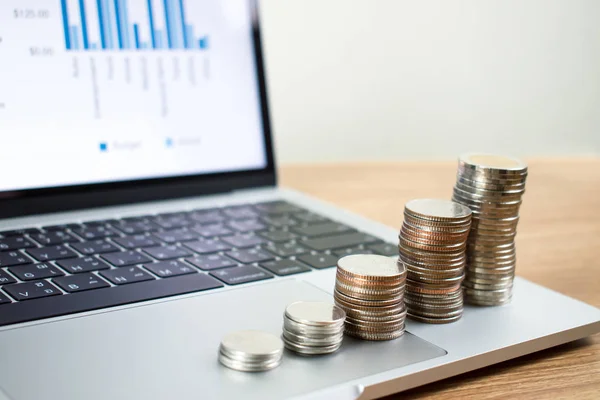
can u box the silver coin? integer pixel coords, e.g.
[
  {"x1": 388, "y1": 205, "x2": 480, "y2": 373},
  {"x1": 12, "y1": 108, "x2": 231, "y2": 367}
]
[
  {"x1": 282, "y1": 328, "x2": 343, "y2": 347},
  {"x1": 282, "y1": 337, "x2": 342, "y2": 355},
  {"x1": 405, "y1": 199, "x2": 472, "y2": 221},
  {"x1": 407, "y1": 312, "x2": 463, "y2": 324},
  {"x1": 218, "y1": 352, "x2": 282, "y2": 372},
  {"x1": 220, "y1": 330, "x2": 283, "y2": 363},
  {"x1": 344, "y1": 328, "x2": 405, "y2": 341},
  {"x1": 337, "y1": 254, "x2": 405, "y2": 281},
  {"x1": 283, "y1": 317, "x2": 343, "y2": 336},
  {"x1": 285, "y1": 301, "x2": 346, "y2": 327},
  {"x1": 458, "y1": 153, "x2": 528, "y2": 174}
]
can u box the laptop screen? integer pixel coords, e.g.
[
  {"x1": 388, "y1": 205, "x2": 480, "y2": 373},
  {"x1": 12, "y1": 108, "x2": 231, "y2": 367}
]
[{"x1": 0, "y1": 0, "x2": 268, "y2": 193}]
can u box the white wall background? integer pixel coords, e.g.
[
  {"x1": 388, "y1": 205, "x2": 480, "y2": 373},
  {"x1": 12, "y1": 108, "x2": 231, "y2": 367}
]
[{"x1": 258, "y1": 0, "x2": 600, "y2": 163}]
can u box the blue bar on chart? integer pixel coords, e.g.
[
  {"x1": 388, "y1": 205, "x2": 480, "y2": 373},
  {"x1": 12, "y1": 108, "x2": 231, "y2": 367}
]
[
  {"x1": 60, "y1": 0, "x2": 211, "y2": 52},
  {"x1": 78, "y1": 0, "x2": 90, "y2": 49},
  {"x1": 70, "y1": 26, "x2": 80, "y2": 50},
  {"x1": 134, "y1": 24, "x2": 141, "y2": 49},
  {"x1": 60, "y1": 0, "x2": 71, "y2": 50}
]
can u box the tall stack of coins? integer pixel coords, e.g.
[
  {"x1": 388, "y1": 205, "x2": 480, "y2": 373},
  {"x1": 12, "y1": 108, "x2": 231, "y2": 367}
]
[
  {"x1": 219, "y1": 330, "x2": 284, "y2": 372},
  {"x1": 451, "y1": 153, "x2": 527, "y2": 306},
  {"x1": 282, "y1": 301, "x2": 346, "y2": 355},
  {"x1": 334, "y1": 254, "x2": 407, "y2": 341},
  {"x1": 399, "y1": 199, "x2": 472, "y2": 324}
]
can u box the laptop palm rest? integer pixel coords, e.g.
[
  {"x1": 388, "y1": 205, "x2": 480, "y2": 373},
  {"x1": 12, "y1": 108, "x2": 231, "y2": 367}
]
[{"x1": 0, "y1": 279, "x2": 446, "y2": 400}]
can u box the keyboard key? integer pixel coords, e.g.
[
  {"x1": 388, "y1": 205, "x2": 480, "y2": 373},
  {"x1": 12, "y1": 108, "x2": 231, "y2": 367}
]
[
  {"x1": 260, "y1": 259, "x2": 311, "y2": 276},
  {"x1": 0, "y1": 274, "x2": 223, "y2": 327},
  {"x1": 70, "y1": 240, "x2": 120, "y2": 255},
  {"x1": 42, "y1": 224, "x2": 82, "y2": 232},
  {"x1": 185, "y1": 254, "x2": 238, "y2": 271},
  {"x1": 297, "y1": 253, "x2": 338, "y2": 269},
  {"x1": 8, "y1": 263, "x2": 65, "y2": 281},
  {"x1": 57, "y1": 257, "x2": 111, "y2": 274},
  {"x1": 0, "y1": 251, "x2": 32, "y2": 267},
  {"x1": 259, "y1": 230, "x2": 297, "y2": 243},
  {"x1": 226, "y1": 248, "x2": 274, "y2": 264},
  {"x1": 101, "y1": 251, "x2": 152, "y2": 267},
  {"x1": 221, "y1": 205, "x2": 259, "y2": 219},
  {"x1": 100, "y1": 267, "x2": 155, "y2": 285},
  {"x1": 82, "y1": 219, "x2": 119, "y2": 227},
  {"x1": 210, "y1": 265, "x2": 273, "y2": 285},
  {"x1": 260, "y1": 215, "x2": 298, "y2": 228},
  {"x1": 302, "y1": 232, "x2": 381, "y2": 251},
  {"x1": 72, "y1": 226, "x2": 118, "y2": 240},
  {"x1": 368, "y1": 242, "x2": 398, "y2": 256},
  {"x1": 144, "y1": 260, "x2": 197, "y2": 278},
  {"x1": 111, "y1": 220, "x2": 158, "y2": 235},
  {"x1": 263, "y1": 242, "x2": 309, "y2": 257},
  {"x1": 0, "y1": 292, "x2": 11, "y2": 305},
  {"x1": 221, "y1": 234, "x2": 266, "y2": 248},
  {"x1": 192, "y1": 224, "x2": 232, "y2": 238},
  {"x1": 294, "y1": 212, "x2": 330, "y2": 224},
  {"x1": 112, "y1": 235, "x2": 160, "y2": 249},
  {"x1": 26, "y1": 245, "x2": 78, "y2": 262},
  {"x1": 0, "y1": 236, "x2": 36, "y2": 251},
  {"x1": 254, "y1": 201, "x2": 304, "y2": 215},
  {"x1": 0, "y1": 228, "x2": 42, "y2": 237},
  {"x1": 189, "y1": 209, "x2": 225, "y2": 224},
  {"x1": 333, "y1": 247, "x2": 375, "y2": 258},
  {"x1": 53, "y1": 274, "x2": 110, "y2": 293},
  {"x1": 143, "y1": 245, "x2": 192, "y2": 260},
  {"x1": 153, "y1": 229, "x2": 199, "y2": 244},
  {"x1": 30, "y1": 231, "x2": 79, "y2": 246},
  {"x1": 3, "y1": 281, "x2": 62, "y2": 301},
  {"x1": 0, "y1": 270, "x2": 17, "y2": 285},
  {"x1": 292, "y1": 222, "x2": 354, "y2": 237},
  {"x1": 184, "y1": 239, "x2": 231, "y2": 254},
  {"x1": 151, "y1": 214, "x2": 191, "y2": 230},
  {"x1": 227, "y1": 219, "x2": 267, "y2": 233}
]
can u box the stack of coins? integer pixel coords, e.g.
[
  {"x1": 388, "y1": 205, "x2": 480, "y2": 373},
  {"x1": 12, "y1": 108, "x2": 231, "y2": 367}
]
[
  {"x1": 399, "y1": 199, "x2": 472, "y2": 324},
  {"x1": 282, "y1": 301, "x2": 346, "y2": 355},
  {"x1": 218, "y1": 330, "x2": 284, "y2": 372},
  {"x1": 451, "y1": 153, "x2": 527, "y2": 306},
  {"x1": 334, "y1": 254, "x2": 407, "y2": 340}
]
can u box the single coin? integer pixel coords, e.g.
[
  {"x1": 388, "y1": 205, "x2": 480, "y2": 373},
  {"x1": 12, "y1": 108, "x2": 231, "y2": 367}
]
[
  {"x1": 282, "y1": 328, "x2": 343, "y2": 346},
  {"x1": 285, "y1": 301, "x2": 346, "y2": 327},
  {"x1": 337, "y1": 254, "x2": 405, "y2": 281},
  {"x1": 283, "y1": 317, "x2": 344, "y2": 335},
  {"x1": 282, "y1": 337, "x2": 342, "y2": 355},
  {"x1": 404, "y1": 199, "x2": 472, "y2": 222},
  {"x1": 220, "y1": 330, "x2": 283, "y2": 362},
  {"x1": 407, "y1": 312, "x2": 463, "y2": 324},
  {"x1": 333, "y1": 289, "x2": 403, "y2": 307},
  {"x1": 458, "y1": 153, "x2": 528, "y2": 175},
  {"x1": 218, "y1": 352, "x2": 282, "y2": 372},
  {"x1": 344, "y1": 327, "x2": 405, "y2": 341}
]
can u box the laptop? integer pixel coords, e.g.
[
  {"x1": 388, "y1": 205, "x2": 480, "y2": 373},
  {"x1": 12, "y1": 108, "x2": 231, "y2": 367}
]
[{"x1": 0, "y1": 1, "x2": 599, "y2": 399}]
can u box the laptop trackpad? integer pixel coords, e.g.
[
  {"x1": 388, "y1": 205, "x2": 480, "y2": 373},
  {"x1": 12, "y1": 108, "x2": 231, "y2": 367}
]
[{"x1": 0, "y1": 279, "x2": 446, "y2": 400}]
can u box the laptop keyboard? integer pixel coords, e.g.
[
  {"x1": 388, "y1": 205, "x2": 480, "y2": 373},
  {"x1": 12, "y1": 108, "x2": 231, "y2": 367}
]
[{"x1": 0, "y1": 201, "x2": 397, "y2": 327}]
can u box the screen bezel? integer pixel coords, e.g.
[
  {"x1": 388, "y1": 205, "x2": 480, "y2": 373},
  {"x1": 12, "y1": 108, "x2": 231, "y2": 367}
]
[{"x1": 0, "y1": 0, "x2": 276, "y2": 219}]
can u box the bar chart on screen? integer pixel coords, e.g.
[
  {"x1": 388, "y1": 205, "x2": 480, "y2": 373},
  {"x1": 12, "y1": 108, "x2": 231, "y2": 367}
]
[{"x1": 0, "y1": 0, "x2": 231, "y2": 120}]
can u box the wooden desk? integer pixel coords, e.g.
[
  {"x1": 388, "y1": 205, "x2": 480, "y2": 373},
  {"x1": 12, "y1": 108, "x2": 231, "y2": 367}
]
[{"x1": 280, "y1": 159, "x2": 600, "y2": 400}]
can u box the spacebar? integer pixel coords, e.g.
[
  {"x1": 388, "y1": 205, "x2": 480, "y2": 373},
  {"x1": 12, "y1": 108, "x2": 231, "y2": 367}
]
[{"x1": 0, "y1": 274, "x2": 223, "y2": 327}]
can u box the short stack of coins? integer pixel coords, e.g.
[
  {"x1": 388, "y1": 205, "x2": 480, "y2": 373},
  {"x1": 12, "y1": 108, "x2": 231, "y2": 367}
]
[
  {"x1": 399, "y1": 199, "x2": 472, "y2": 324},
  {"x1": 282, "y1": 301, "x2": 345, "y2": 355},
  {"x1": 219, "y1": 330, "x2": 284, "y2": 372},
  {"x1": 451, "y1": 153, "x2": 528, "y2": 306},
  {"x1": 334, "y1": 254, "x2": 407, "y2": 341}
]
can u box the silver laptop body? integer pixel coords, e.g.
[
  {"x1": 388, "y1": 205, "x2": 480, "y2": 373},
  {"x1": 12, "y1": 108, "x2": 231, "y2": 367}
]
[{"x1": 0, "y1": 1, "x2": 599, "y2": 399}]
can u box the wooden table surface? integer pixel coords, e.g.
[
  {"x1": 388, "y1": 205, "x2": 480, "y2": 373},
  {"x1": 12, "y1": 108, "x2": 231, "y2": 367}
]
[{"x1": 280, "y1": 159, "x2": 600, "y2": 400}]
